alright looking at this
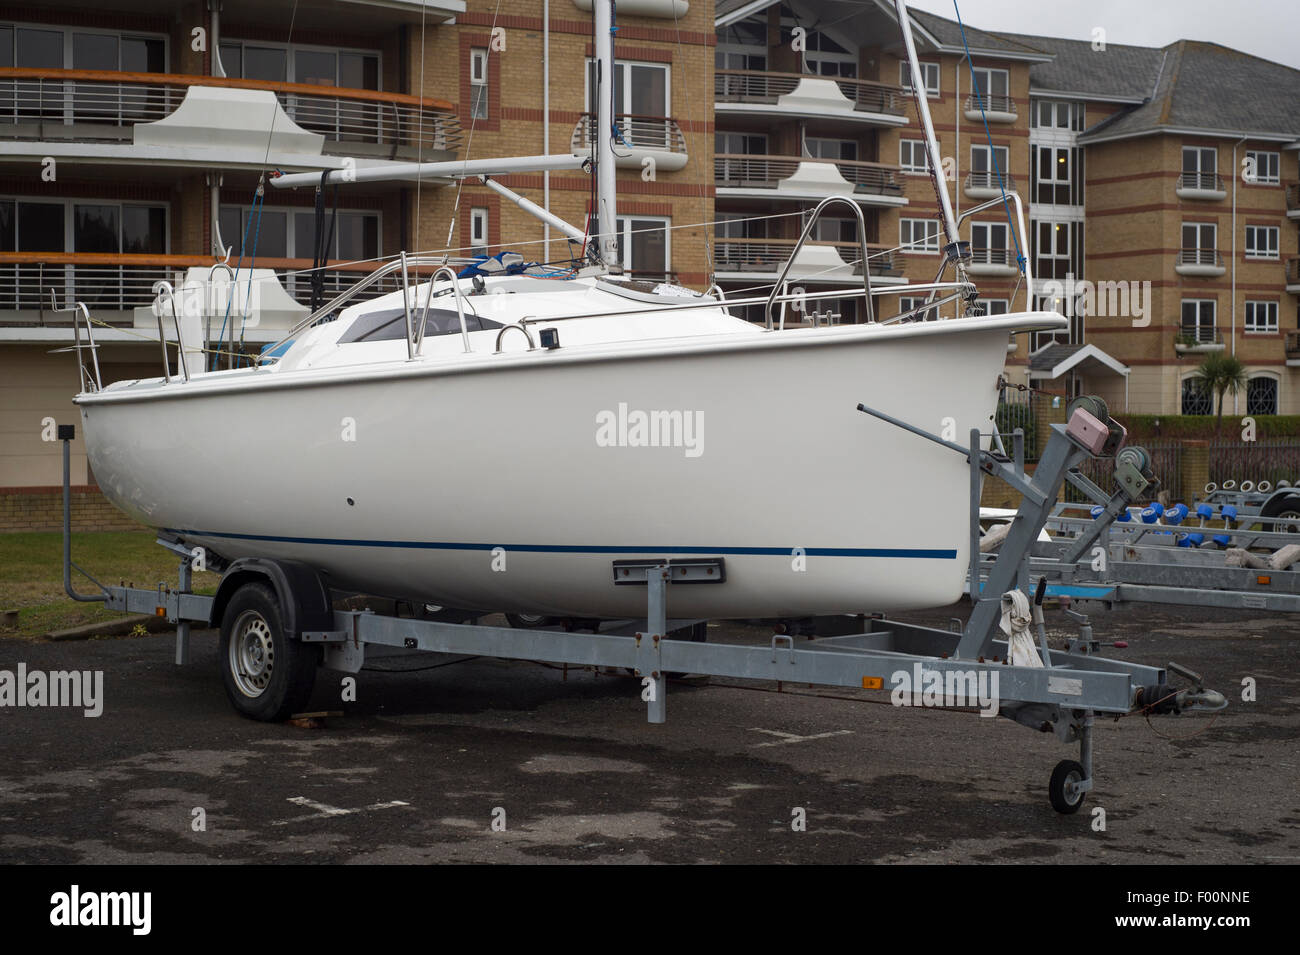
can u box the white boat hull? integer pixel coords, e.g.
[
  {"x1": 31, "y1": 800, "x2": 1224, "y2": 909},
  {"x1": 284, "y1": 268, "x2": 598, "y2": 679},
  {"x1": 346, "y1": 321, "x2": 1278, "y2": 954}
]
[{"x1": 80, "y1": 314, "x2": 1049, "y2": 619}]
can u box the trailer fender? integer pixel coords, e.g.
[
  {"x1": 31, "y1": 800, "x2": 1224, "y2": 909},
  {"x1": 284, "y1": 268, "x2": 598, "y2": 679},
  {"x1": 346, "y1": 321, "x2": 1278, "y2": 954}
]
[{"x1": 209, "y1": 559, "x2": 333, "y2": 638}]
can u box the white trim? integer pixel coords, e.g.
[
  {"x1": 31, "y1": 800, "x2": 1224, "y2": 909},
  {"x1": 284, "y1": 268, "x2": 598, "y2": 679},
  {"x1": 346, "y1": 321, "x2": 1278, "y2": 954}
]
[{"x1": 1029, "y1": 343, "x2": 1129, "y2": 380}]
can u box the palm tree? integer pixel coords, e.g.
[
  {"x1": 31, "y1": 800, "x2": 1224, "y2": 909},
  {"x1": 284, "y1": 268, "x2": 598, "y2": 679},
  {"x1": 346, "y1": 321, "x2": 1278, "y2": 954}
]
[{"x1": 1192, "y1": 353, "x2": 1248, "y2": 432}]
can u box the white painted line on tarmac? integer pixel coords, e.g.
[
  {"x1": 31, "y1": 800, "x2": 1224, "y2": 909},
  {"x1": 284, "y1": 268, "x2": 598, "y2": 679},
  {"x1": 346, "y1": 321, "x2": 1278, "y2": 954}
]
[
  {"x1": 749, "y1": 728, "x2": 854, "y2": 748},
  {"x1": 273, "y1": 796, "x2": 412, "y2": 825}
]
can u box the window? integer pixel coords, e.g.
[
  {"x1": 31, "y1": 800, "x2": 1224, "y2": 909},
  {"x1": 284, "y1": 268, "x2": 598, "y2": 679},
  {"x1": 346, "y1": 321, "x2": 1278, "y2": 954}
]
[
  {"x1": 716, "y1": 132, "x2": 766, "y2": 155},
  {"x1": 586, "y1": 59, "x2": 670, "y2": 119},
  {"x1": 971, "y1": 144, "x2": 1009, "y2": 189},
  {"x1": 469, "y1": 207, "x2": 489, "y2": 257},
  {"x1": 899, "y1": 139, "x2": 930, "y2": 174},
  {"x1": 1035, "y1": 146, "x2": 1080, "y2": 205},
  {"x1": 1181, "y1": 146, "x2": 1218, "y2": 189},
  {"x1": 1244, "y1": 150, "x2": 1280, "y2": 185},
  {"x1": 900, "y1": 61, "x2": 939, "y2": 97},
  {"x1": 716, "y1": 15, "x2": 767, "y2": 71},
  {"x1": 781, "y1": 24, "x2": 855, "y2": 78},
  {"x1": 1032, "y1": 99, "x2": 1083, "y2": 131},
  {"x1": 1182, "y1": 378, "x2": 1212, "y2": 415},
  {"x1": 1181, "y1": 222, "x2": 1217, "y2": 266},
  {"x1": 219, "y1": 39, "x2": 377, "y2": 88},
  {"x1": 588, "y1": 216, "x2": 670, "y2": 279},
  {"x1": 1247, "y1": 376, "x2": 1278, "y2": 415},
  {"x1": 220, "y1": 204, "x2": 380, "y2": 300},
  {"x1": 970, "y1": 222, "x2": 1010, "y2": 266},
  {"x1": 1245, "y1": 300, "x2": 1279, "y2": 333},
  {"x1": 715, "y1": 212, "x2": 765, "y2": 239},
  {"x1": 976, "y1": 299, "x2": 1009, "y2": 316},
  {"x1": 970, "y1": 67, "x2": 1009, "y2": 107},
  {"x1": 900, "y1": 218, "x2": 940, "y2": 254},
  {"x1": 470, "y1": 48, "x2": 489, "y2": 120},
  {"x1": 1034, "y1": 220, "x2": 1073, "y2": 280},
  {"x1": 805, "y1": 137, "x2": 856, "y2": 161},
  {"x1": 715, "y1": 134, "x2": 767, "y2": 185},
  {"x1": 1031, "y1": 292, "x2": 1083, "y2": 350},
  {"x1": 1181, "y1": 299, "x2": 1216, "y2": 343},
  {"x1": 1245, "y1": 225, "x2": 1279, "y2": 260}
]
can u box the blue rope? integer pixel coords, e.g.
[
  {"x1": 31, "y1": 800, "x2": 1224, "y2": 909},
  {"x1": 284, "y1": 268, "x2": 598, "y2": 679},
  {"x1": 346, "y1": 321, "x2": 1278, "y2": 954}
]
[{"x1": 952, "y1": 1, "x2": 1026, "y2": 276}]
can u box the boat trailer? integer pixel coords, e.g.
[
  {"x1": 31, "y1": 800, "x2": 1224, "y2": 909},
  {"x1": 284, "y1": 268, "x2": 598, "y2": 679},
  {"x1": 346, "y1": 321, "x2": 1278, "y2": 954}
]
[{"x1": 59, "y1": 396, "x2": 1225, "y2": 815}]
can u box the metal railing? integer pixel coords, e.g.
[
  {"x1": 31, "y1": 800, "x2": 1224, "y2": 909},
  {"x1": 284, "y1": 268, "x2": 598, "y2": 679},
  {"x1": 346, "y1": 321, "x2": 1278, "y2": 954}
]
[
  {"x1": 1286, "y1": 257, "x2": 1300, "y2": 285},
  {"x1": 1285, "y1": 331, "x2": 1300, "y2": 359},
  {"x1": 763, "y1": 196, "x2": 874, "y2": 327},
  {"x1": 571, "y1": 113, "x2": 686, "y2": 155},
  {"x1": 964, "y1": 93, "x2": 1016, "y2": 116},
  {"x1": 1176, "y1": 327, "x2": 1223, "y2": 346},
  {"x1": 713, "y1": 69, "x2": 905, "y2": 115},
  {"x1": 0, "y1": 253, "x2": 421, "y2": 323},
  {"x1": 965, "y1": 171, "x2": 1016, "y2": 193},
  {"x1": 1287, "y1": 183, "x2": 1300, "y2": 212},
  {"x1": 0, "y1": 68, "x2": 462, "y2": 152},
  {"x1": 1177, "y1": 171, "x2": 1225, "y2": 193},
  {"x1": 1176, "y1": 248, "x2": 1224, "y2": 268},
  {"x1": 713, "y1": 154, "x2": 901, "y2": 194},
  {"x1": 713, "y1": 238, "x2": 899, "y2": 276},
  {"x1": 969, "y1": 247, "x2": 1017, "y2": 267}
]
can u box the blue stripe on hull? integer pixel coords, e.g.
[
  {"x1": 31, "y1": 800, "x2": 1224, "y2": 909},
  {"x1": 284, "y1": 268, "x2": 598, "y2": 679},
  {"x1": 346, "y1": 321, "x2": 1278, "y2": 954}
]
[{"x1": 163, "y1": 527, "x2": 957, "y2": 560}]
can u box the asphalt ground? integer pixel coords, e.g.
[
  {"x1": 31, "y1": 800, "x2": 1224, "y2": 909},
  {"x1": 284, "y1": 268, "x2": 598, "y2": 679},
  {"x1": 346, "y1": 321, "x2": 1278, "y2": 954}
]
[{"x1": 0, "y1": 603, "x2": 1296, "y2": 865}]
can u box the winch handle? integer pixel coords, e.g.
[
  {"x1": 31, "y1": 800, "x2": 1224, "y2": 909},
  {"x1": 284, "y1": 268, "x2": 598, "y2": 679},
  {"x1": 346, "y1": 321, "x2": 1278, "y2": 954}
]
[{"x1": 1034, "y1": 577, "x2": 1048, "y2": 607}]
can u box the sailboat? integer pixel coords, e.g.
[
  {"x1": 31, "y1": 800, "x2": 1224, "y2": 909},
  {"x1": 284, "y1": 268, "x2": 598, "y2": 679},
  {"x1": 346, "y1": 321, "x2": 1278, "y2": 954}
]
[{"x1": 73, "y1": 0, "x2": 1065, "y2": 621}]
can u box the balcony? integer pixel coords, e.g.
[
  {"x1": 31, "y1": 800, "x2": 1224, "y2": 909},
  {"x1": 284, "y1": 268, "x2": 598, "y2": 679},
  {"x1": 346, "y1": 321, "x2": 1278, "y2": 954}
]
[
  {"x1": 0, "y1": 68, "x2": 462, "y2": 156},
  {"x1": 1176, "y1": 171, "x2": 1226, "y2": 200},
  {"x1": 714, "y1": 70, "x2": 907, "y2": 126},
  {"x1": 715, "y1": 154, "x2": 904, "y2": 205},
  {"x1": 1287, "y1": 183, "x2": 1300, "y2": 219},
  {"x1": 1175, "y1": 248, "x2": 1225, "y2": 277},
  {"x1": 963, "y1": 93, "x2": 1017, "y2": 123},
  {"x1": 0, "y1": 253, "x2": 413, "y2": 326},
  {"x1": 1174, "y1": 329, "x2": 1225, "y2": 355},
  {"x1": 1287, "y1": 257, "x2": 1300, "y2": 293},
  {"x1": 712, "y1": 238, "x2": 904, "y2": 284},
  {"x1": 570, "y1": 114, "x2": 688, "y2": 172},
  {"x1": 1286, "y1": 331, "x2": 1300, "y2": 367},
  {"x1": 967, "y1": 247, "x2": 1019, "y2": 277},
  {"x1": 964, "y1": 171, "x2": 1017, "y2": 200}
]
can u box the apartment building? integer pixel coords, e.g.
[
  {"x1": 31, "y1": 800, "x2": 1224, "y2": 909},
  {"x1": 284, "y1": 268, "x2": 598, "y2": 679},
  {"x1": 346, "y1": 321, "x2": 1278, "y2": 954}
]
[
  {"x1": 0, "y1": 0, "x2": 716, "y2": 494},
  {"x1": 711, "y1": 1, "x2": 1300, "y2": 416}
]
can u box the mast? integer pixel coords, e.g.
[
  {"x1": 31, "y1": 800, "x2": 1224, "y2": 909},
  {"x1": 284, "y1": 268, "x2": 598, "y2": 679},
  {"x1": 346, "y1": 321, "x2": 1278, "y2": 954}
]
[
  {"x1": 593, "y1": 0, "x2": 620, "y2": 270},
  {"x1": 894, "y1": 0, "x2": 965, "y2": 261}
]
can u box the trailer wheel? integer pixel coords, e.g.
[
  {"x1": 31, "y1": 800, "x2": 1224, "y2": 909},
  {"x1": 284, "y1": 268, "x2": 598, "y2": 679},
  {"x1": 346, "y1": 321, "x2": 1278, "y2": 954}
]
[
  {"x1": 220, "y1": 582, "x2": 317, "y2": 721},
  {"x1": 1049, "y1": 759, "x2": 1087, "y2": 814},
  {"x1": 505, "y1": 612, "x2": 558, "y2": 629},
  {"x1": 1260, "y1": 494, "x2": 1300, "y2": 533}
]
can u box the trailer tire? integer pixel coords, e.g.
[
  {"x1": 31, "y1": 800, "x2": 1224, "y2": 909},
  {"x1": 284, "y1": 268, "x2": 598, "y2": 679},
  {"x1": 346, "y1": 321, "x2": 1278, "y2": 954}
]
[
  {"x1": 1049, "y1": 759, "x2": 1087, "y2": 814},
  {"x1": 220, "y1": 582, "x2": 318, "y2": 721},
  {"x1": 1260, "y1": 494, "x2": 1300, "y2": 533},
  {"x1": 505, "y1": 613, "x2": 558, "y2": 629}
]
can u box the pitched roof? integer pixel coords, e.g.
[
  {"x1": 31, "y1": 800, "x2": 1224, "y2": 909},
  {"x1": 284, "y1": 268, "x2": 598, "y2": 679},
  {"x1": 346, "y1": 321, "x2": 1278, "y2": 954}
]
[
  {"x1": 907, "y1": 9, "x2": 1051, "y2": 60},
  {"x1": 1078, "y1": 40, "x2": 1300, "y2": 142},
  {"x1": 998, "y1": 33, "x2": 1166, "y2": 102}
]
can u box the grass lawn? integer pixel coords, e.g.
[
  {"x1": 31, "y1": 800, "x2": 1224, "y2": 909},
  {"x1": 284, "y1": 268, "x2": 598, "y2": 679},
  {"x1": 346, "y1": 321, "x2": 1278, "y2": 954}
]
[{"x1": 0, "y1": 531, "x2": 219, "y2": 641}]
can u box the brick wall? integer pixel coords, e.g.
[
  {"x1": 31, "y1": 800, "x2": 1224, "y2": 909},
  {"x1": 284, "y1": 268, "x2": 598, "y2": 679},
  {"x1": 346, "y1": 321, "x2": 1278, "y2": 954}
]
[{"x1": 0, "y1": 486, "x2": 144, "y2": 533}]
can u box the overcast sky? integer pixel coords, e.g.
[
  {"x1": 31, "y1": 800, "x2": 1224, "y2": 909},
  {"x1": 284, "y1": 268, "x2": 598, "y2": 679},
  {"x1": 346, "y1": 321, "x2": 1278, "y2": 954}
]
[{"x1": 904, "y1": 0, "x2": 1300, "y2": 70}]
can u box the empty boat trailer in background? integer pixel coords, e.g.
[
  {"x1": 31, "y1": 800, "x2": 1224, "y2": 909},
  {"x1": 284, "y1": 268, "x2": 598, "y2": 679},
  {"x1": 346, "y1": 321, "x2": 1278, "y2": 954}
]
[{"x1": 59, "y1": 396, "x2": 1226, "y2": 816}]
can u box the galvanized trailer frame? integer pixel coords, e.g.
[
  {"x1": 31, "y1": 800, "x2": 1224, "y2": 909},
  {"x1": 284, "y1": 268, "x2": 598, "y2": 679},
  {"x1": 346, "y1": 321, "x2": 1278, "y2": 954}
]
[{"x1": 58, "y1": 401, "x2": 1224, "y2": 814}]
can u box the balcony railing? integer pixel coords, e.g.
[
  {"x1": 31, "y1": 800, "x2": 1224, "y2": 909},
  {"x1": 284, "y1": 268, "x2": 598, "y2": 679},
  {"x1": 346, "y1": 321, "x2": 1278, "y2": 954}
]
[
  {"x1": 713, "y1": 238, "x2": 900, "y2": 276},
  {"x1": 0, "y1": 68, "x2": 462, "y2": 152},
  {"x1": 1177, "y1": 248, "x2": 1224, "y2": 268},
  {"x1": 1286, "y1": 183, "x2": 1300, "y2": 212},
  {"x1": 1177, "y1": 171, "x2": 1225, "y2": 193},
  {"x1": 969, "y1": 247, "x2": 1018, "y2": 268},
  {"x1": 714, "y1": 154, "x2": 902, "y2": 195},
  {"x1": 714, "y1": 69, "x2": 905, "y2": 115},
  {"x1": 1176, "y1": 328, "x2": 1224, "y2": 349},
  {"x1": 571, "y1": 113, "x2": 686, "y2": 155},
  {"x1": 1287, "y1": 257, "x2": 1300, "y2": 285},
  {"x1": 1285, "y1": 331, "x2": 1300, "y2": 360},
  {"x1": 0, "y1": 253, "x2": 417, "y2": 320},
  {"x1": 965, "y1": 171, "x2": 1017, "y2": 193},
  {"x1": 964, "y1": 93, "x2": 1017, "y2": 117}
]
